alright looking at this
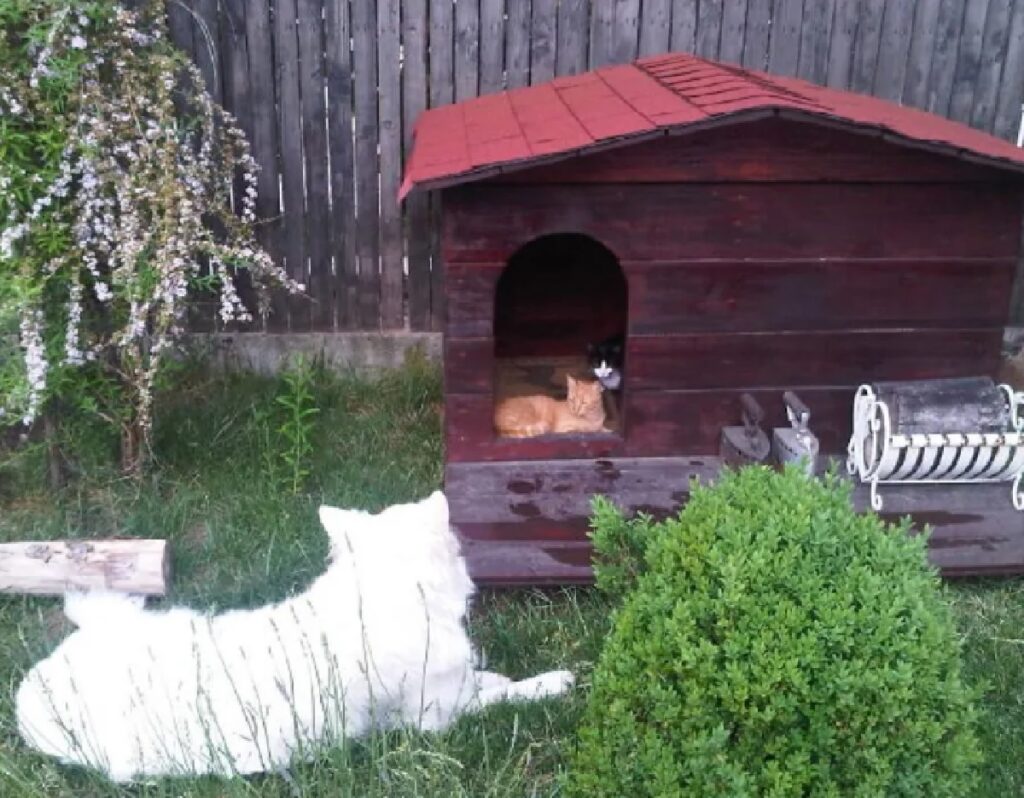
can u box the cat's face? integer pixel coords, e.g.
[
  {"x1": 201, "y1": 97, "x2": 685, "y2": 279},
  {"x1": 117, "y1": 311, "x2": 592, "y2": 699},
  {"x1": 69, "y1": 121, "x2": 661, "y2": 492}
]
[{"x1": 566, "y1": 374, "x2": 604, "y2": 415}]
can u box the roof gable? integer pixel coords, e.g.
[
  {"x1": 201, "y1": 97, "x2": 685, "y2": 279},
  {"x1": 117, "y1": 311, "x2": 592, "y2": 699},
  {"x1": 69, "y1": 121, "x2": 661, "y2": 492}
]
[{"x1": 399, "y1": 53, "x2": 1024, "y2": 199}]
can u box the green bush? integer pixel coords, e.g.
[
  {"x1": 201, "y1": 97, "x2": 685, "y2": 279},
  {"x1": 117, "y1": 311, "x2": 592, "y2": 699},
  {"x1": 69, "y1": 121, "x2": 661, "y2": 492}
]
[{"x1": 568, "y1": 466, "x2": 981, "y2": 797}]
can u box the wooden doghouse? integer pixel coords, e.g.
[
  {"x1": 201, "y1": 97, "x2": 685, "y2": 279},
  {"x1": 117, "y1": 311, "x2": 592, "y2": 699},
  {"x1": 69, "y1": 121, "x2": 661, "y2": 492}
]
[{"x1": 400, "y1": 54, "x2": 1024, "y2": 584}]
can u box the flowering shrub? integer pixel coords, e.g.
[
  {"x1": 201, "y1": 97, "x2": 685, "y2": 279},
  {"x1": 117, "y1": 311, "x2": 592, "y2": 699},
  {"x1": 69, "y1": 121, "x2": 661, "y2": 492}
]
[
  {"x1": 0, "y1": 0, "x2": 301, "y2": 473},
  {"x1": 568, "y1": 467, "x2": 982, "y2": 796}
]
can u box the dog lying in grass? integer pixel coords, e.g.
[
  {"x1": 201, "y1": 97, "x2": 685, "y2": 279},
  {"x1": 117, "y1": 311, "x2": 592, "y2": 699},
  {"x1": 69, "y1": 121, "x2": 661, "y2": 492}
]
[{"x1": 15, "y1": 491, "x2": 574, "y2": 782}]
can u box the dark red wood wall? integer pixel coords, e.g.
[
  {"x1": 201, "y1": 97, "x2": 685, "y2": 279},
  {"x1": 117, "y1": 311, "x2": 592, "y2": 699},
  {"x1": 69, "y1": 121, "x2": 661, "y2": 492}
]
[{"x1": 442, "y1": 118, "x2": 1022, "y2": 464}]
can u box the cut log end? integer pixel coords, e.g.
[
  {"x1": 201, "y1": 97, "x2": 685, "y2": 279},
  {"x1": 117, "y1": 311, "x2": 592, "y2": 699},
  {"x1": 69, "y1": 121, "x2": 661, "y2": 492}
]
[{"x1": 0, "y1": 540, "x2": 171, "y2": 597}]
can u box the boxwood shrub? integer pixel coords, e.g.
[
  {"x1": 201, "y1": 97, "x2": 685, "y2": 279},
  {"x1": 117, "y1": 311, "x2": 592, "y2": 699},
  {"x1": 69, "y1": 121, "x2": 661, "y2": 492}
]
[{"x1": 567, "y1": 466, "x2": 981, "y2": 797}]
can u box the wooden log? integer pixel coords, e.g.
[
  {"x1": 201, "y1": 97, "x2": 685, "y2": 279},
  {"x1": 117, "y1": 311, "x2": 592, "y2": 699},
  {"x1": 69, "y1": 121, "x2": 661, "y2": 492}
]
[{"x1": 0, "y1": 540, "x2": 170, "y2": 596}]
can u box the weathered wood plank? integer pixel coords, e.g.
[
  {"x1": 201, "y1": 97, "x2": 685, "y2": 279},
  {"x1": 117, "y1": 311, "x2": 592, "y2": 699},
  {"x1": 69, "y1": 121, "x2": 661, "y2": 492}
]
[
  {"x1": 768, "y1": 0, "x2": 802, "y2": 76},
  {"x1": 639, "y1": 0, "x2": 672, "y2": 56},
  {"x1": 241, "y1": 0, "x2": 284, "y2": 331},
  {"x1": 556, "y1": 0, "x2": 590, "y2": 75},
  {"x1": 428, "y1": 0, "x2": 454, "y2": 331},
  {"x1": 0, "y1": 540, "x2": 171, "y2": 597},
  {"x1": 506, "y1": 0, "x2": 531, "y2": 86},
  {"x1": 166, "y1": 0, "x2": 196, "y2": 56},
  {"x1": 718, "y1": 0, "x2": 747, "y2": 65},
  {"x1": 403, "y1": 0, "x2": 431, "y2": 330},
  {"x1": 530, "y1": 0, "x2": 557, "y2": 84},
  {"x1": 588, "y1": 0, "x2": 615, "y2": 67},
  {"x1": 353, "y1": 0, "x2": 380, "y2": 328},
  {"x1": 447, "y1": 457, "x2": 718, "y2": 531},
  {"x1": 902, "y1": 0, "x2": 942, "y2": 110},
  {"x1": 873, "y1": 0, "x2": 917, "y2": 100},
  {"x1": 826, "y1": 0, "x2": 859, "y2": 88},
  {"x1": 610, "y1": 0, "x2": 642, "y2": 63},
  {"x1": 445, "y1": 262, "x2": 502, "y2": 337},
  {"x1": 274, "y1": 0, "x2": 308, "y2": 330},
  {"x1": 797, "y1": 0, "x2": 835, "y2": 84},
  {"x1": 625, "y1": 329, "x2": 1004, "y2": 391},
  {"x1": 455, "y1": 0, "x2": 480, "y2": 99},
  {"x1": 218, "y1": 0, "x2": 257, "y2": 331},
  {"x1": 378, "y1": 0, "x2": 403, "y2": 328},
  {"x1": 625, "y1": 258, "x2": 1016, "y2": 335},
  {"x1": 740, "y1": 0, "x2": 769, "y2": 68},
  {"x1": 297, "y1": 0, "x2": 331, "y2": 330},
  {"x1": 849, "y1": 0, "x2": 886, "y2": 94},
  {"x1": 479, "y1": 0, "x2": 506, "y2": 93},
  {"x1": 970, "y1": 0, "x2": 1014, "y2": 132},
  {"x1": 192, "y1": 0, "x2": 221, "y2": 104},
  {"x1": 670, "y1": 0, "x2": 698, "y2": 53},
  {"x1": 948, "y1": 0, "x2": 989, "y2": 123},
  {"x1": 326, "y1": 0, "x2": 357, "y2": 329},
  {"x1": 927, "y1": 0, "x2": 968, "y2": 115},
  {"x1": 450, "y1": 461, "x2": 1024, "y2": 584},
  {"x1": 443, "y1": 183, "x2": 1024, "y2": 263},
  {"x1": 994, "y1": 0, "x2": 1024, "y2": 140},
  {"x1": 695, "y1": 0, "x2": 723, "y2": 60}
]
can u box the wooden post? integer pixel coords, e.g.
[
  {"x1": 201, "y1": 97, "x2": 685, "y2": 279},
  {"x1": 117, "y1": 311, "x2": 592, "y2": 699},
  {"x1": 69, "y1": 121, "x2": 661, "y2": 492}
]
[{"x1": 0, "y1": 540, "x2": 170, "y2": 596}]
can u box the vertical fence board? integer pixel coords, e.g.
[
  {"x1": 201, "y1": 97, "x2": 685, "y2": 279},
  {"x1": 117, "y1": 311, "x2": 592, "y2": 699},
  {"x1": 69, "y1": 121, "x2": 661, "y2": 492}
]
[
  {"x1": 902, "y1": 0, "x2": 942, "y2": 109},
  {"x1": 219, "y1": 0, "x2": 258, "y2": 330},
  {"x1": 993, "y1": 0, "x2": 1024, "y2": 140},
  {"x1": 326, "y1": 0, "x2": 357, "y2": 329},
  {"x1": 610, "y1": 0, "x2": 641, "y2": 63},
  {"x1": 696, "y1": 0, "x2": 723, "y2": 60},
  {"x1": 719, "y1": 0, "x2": 748, "y2": 65},
  {"x1": 378, "y1": 0, "x2": 403, "y2": 328},
  {"x1": 970, "y1": 0, "x2": 1013, "y2": 131},
  {"x1": 506, "y1": 0, "x2": 531, "y2": 86},
  {"x1": 556, "y1": 0, "x2": 590, "y2": 75},
  {"x1": 670, "y1": 0, "x2": 698, "y2": 53},
  {"x1": 928, "y1": 0, "x2": 968, "y2": 115},
  {"x1": 402, "y1": 0, "x2": 431, "y2": 330},
  {"x1": 948, "y1": 0, "x2": 990, "y2": 122},
  {"x1": 455, "y1": 0, "x2": 481, "y2": 100},
  {"x1": 353, "y1": 0, "x2": 380, "y2": 328},
  {"x1": 768, "y1": 0, "x2": 802, "y2": 76},
  {"x1": 480, "y1": 0, "x2": 506, "y2": 92},
  {"x1": 297, "y1": 0, "x2": 332, "y2": 330},
  {"x1": 589, "y1": 0, "x2": 615, "y2": 66},
  {"x1": 849, "y1": 0, "x2": 886, "y2": 94},
  {"x1": 741, "y1": 0, "x2": 770, "y2": 68},
  {"x1": 873, "y1": 0, "x2": 916, "y2": 100},
  {"x1": 798, "y1": 0, "x2": 835, "y2": 83},
  {"x1": 639, "y1": 0, "x2": 672, "y2": 56},
  {"x1": 274, "y1": 0, "x2": 308, "y2": 330},
  {"x1": 826, "y1": 0, "x2": 859, "y2": 88},
  {"x1": 530, "y1": 0, "x2": 558, "y2": 83},
  {"x1": 428, "y1": 0, "x2": 454, "y2": 330},
  {"x1": 241, "y1": 0, "x2": 285, "y2": 330},
  {"x1": 193, "y1": 0, "x2": 221, "y2": 104}
]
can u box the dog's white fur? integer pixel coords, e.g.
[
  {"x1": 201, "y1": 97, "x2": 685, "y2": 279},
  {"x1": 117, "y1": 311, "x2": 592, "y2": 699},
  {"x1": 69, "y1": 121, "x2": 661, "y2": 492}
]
[{"x1": 15, "y1": 491, "x2": 573, "y2": 782}]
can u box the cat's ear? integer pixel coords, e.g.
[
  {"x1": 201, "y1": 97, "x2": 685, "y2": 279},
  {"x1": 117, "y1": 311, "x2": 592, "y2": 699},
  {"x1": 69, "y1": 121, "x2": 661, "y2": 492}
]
[{"x1": 566, "y1": 374, "x2": 577, "y2": 389}]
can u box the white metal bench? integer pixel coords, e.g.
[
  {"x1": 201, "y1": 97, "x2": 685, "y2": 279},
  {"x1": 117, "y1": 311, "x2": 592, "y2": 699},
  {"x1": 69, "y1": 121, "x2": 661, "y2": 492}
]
[{"x1": 846, "y1": 377, "x2": 1024, "y2": 511}]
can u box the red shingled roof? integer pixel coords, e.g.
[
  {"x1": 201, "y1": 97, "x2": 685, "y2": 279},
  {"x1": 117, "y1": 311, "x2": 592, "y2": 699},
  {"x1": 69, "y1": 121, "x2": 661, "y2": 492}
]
[{"x1": 399, "y1": 52, "x2": 1024, "y2": 200}]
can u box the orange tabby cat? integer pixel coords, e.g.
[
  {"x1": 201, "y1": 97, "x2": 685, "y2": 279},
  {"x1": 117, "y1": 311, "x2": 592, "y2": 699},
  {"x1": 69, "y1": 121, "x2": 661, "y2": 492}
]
[{"x1": 494, "y1": 375, "x2": 607, "y2": 438}]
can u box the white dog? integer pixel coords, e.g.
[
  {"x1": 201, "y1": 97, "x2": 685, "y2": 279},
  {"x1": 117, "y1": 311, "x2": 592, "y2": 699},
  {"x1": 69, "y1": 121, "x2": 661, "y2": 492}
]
[{"x1": 15, "y1": 491, "x2": 573, "y2": 782}]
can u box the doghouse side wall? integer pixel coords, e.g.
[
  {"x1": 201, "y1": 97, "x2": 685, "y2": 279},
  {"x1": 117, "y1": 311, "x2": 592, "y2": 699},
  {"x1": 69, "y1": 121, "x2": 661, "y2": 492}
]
[{"x1": 442, "y1": 119, "x2": 1022, "y2": 463}]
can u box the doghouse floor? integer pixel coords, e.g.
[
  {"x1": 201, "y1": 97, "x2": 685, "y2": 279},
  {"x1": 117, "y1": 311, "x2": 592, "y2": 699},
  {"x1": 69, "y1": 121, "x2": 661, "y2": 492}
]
[
  {"x1": 495, "y1": 357, "x2": 622, "y2": 434},
  {"x1": 447, "y1": 457, "x2": 1024, "y2": 585}
]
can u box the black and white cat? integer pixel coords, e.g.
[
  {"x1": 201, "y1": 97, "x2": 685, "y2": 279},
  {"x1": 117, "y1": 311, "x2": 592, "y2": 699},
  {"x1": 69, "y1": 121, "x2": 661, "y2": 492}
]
[{"x1": 587, "y1": 333, "x2": 624, "y2": 391}]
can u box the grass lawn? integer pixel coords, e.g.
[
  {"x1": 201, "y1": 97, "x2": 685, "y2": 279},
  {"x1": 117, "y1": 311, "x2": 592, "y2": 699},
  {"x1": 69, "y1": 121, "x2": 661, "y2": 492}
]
[{"x1": 0, "y1": 356, "x2": 1022, "y2": 796}]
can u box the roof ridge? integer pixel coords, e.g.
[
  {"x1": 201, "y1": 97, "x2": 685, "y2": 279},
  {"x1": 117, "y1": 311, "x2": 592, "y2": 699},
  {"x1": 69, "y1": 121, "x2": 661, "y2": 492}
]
[{"x1": 595, "y1": 62, "x2": 702, "y2": 119}]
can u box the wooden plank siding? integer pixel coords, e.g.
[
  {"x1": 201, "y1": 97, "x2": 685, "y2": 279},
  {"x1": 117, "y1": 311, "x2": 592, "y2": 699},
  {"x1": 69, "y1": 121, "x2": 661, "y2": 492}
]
[{"x1": 166, "y1": 0, "x2": 1024, "y2": 334}]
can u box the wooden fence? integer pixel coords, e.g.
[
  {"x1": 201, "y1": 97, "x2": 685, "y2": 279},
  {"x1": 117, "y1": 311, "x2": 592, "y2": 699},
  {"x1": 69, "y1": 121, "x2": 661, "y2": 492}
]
[{"x1": 167, "y1": 0, "x2": 1024, "y2": 333}]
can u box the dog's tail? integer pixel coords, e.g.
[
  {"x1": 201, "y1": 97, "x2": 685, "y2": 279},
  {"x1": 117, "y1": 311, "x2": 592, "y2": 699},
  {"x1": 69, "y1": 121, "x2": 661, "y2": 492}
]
[{"x1": 63, "y1": 590, "x2": 146, "y2": 628}]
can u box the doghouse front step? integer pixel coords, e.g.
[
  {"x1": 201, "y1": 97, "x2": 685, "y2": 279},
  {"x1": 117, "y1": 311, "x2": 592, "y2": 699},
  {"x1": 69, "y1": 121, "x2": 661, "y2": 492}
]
[{"x1": 447, "y1": 458, "x2": 1024, "y2": 584}]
